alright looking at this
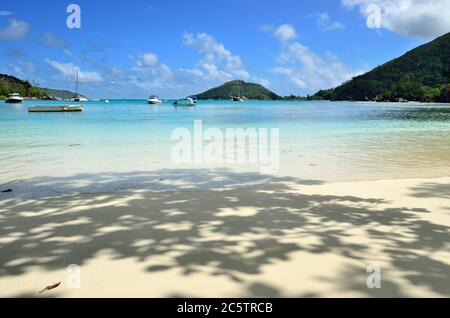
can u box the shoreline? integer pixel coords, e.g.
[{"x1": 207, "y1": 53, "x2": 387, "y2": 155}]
[
  {"x1": 1, "y1": 174, "x2": 449, "y2": 297},
  {"x1": 3, "y1": 98, "x2": 450, "y2": 104},
  {"x1": 2, "y1": 169, "x2": 449, "y2": 200}
]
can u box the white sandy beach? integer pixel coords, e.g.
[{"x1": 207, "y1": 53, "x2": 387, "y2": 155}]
[
  {"x1": 2, "y1": 0, "x2": 450, "y2": 301},
  {"x1": 0, "y1": 172, "x2": 448, "y2": 298}
]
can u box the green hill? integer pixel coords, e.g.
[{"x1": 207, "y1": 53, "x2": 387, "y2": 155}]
[
  {"x1": 0, "y1": 73, "x2": 79, "y2": 100},
  {"x1": 312, "y1": 32, "x2": 450, "y2": 103},
  {"x1": 196, "y1": 80, "x2": 282, "y2": 100},
  {"x1": 40, "y1": 87, "x2": 81, "y2": 100},
  {"x1": 0, "y1": 74, "x2": 46, "y2": 99}
]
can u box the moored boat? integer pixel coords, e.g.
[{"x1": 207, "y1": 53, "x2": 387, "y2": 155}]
[
  {"x1": 172, "y1": 97, "x2": 197, "y2": 106},
  {"x1": 147, "y1": 95, "x2": 163, "y2": 104},
  {"x1": 28, "y1": 105, "x2": 83, "y2": 112},
  {"x1": 70, "y1": 72, "x2": 89, "y2": 102},
  {"x1": 5, "y1": 93, "x2": 24, "y2": 104},
  {"x1": 71, "y1": 96, "x2": 88, "y2": 102},
  {"x1": 231, "y1": 81, "x2": 246, "y2": 102}
]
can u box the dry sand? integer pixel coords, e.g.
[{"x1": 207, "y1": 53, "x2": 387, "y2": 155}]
[{"x1": 0, "y1": 173, "x2": 449, "y2": 298}]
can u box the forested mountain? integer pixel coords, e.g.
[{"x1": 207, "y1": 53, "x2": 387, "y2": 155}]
[
  {"x1": 0, "y1": 74, "x2": 79, "y2": 100},
  {"x1": 196, "y1": 80, "x2": 282, "y2": 100},
  {"x1": 0, "y1": 74, "x2": 46, "y2": 99},
  {"x1": 312, "y1": 32, "x2": 450, "y2": 103}
]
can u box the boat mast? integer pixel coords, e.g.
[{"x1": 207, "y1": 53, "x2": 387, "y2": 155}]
[{"x1": 75, "y1": 72, "x2": 79, "y2": 98}]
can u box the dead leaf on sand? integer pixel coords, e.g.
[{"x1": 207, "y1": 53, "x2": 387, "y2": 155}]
[{"x1": 39, "y1": 282, "x2": 61, "y2": 294}]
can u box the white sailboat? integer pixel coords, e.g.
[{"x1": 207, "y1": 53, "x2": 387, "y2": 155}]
[
  {"x1": 231, "y1": 81, "x2": 246, "y2": 102},
  {"x1": 71, "y1": 72, "x2": 88, "y2": 102}
]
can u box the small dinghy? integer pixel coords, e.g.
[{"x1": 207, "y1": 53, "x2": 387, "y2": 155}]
[{"x1": 28, "y1": 105, "x2": 83, "y2": 112}]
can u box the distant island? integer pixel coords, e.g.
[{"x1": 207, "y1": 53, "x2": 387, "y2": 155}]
[
  {"x1": 195, "y1": 80, "x2": 282, "y2": 100},
  {"x1": 311, "y1": 32, "x2": 450, "y2": 103},
  {"x1": 0, "y1": 73, "x2": 81, "y2": 100}
]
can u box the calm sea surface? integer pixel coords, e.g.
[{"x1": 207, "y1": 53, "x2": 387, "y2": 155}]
[{"x1": 1, "y1": 100, "x2": 449, "y2": 192}]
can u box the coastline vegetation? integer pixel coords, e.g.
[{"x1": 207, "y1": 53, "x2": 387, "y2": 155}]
[
  {"x1": 311, "y1": 32, "x2": 450, "y2": 103},
  {"x1": 0, "y1": 74, "x2": 47, "y2": 99},
  {"x1": 0, "y1": 73, "x2": 78, "y2": 100},
  {"x1": 196, "y1": 80, "x2": 282, "y2": 100}
]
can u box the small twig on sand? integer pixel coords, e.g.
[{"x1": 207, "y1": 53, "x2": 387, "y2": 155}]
[{"x1": 39, "y1": 282, "x2": 61, "y2": 294}]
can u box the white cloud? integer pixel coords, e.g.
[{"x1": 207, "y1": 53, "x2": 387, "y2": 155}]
[
  {"x1": 182, "y1": 32, "x2": 250, "y2": 82},
  {"x1": 270, "y1": 25, "x2": 365, "y2": 94},
  {"x1": 133, "y1": 52, "x2": 173, "y2": 80},
  {"x1": 40, "y1": 32, "x2": 67, "y2": 48},
  {"x1": 45, "y1": 59, "x2": 103, "y2": 83},
  {"x1": 136, "y1": 53, "x2": 159, "y2": 67},
  {"x1": 275, "y1": 43, "x2": 364, "y2": 90},
  {"x1": 271, "y1": 67, "x2": 307, "y2": 88},
  {"x1": 342, "y1": 0, "x2": 450, "y2": 39},
  {"x1": 0, "y1": 18, "x2": 29, "y2": 40},
  {"x1": 11, "y1": 32, "x2": 269, "y2": 98},
  {"x1": 273, "y1": 24, "x2": 297, "y2": 42},
  {"x1": 0, "y1": 11, "x2": 13, "y2": 16},
  {"x1": 314, "y1": 12, "x2": 346, "y2": 30},
  {"x1": 254, "y1": 77, "x2": 272, "y2": 88}
]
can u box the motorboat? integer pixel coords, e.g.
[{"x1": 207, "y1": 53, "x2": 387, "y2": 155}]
[
  {"x1": 147, "y1": 95, "x2": 163, "y2": 104},
  {"x1": 172, "y1": 97, "x2": 197, "y2": 106},
  {"x1": 5, "y1": 93, "x2": 24, "y2": 104}
]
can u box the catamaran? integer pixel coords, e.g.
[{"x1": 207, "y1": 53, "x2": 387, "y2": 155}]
[
  {"x1": 147, "y1": 95, "x2": 163, "y2": 104},
  {"x1": 71, "y1": 72, "x2": 88, "y2": 102},
  {"x1": 5, "y1": 93, "x2": 24, "y2": 104}
]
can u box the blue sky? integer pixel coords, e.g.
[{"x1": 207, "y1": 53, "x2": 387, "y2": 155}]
[{"x1": 1, "y1": 0, "x2": 449, "y2": 98}]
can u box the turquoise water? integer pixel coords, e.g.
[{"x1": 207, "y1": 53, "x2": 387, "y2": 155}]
[{"x1": 1, "y1": 99, "x2": 450, "y2": 189}]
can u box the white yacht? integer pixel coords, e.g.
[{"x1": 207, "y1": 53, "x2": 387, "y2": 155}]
[
  {"x1": 172, "y1": 97, "x2": 197, "y2": 106},
  {"x1": 5, "y1": 93, "x2": 24, "y2": 104},
  {"x1": 71, "y1": 96, "x2": 88, "y2": 102},
  {"x1": 231, "y1": 81, "x2": 246, "y2": 102},
  {"x1": 147, "y1": 95, "x2": 163, "y2": 104},
  {"x1": 70, "y1": 72, "x2": 89, "y2": 102}
]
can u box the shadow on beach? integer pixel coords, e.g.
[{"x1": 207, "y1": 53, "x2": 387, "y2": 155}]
[
  {"x1": 0, "y1": 169, "x2": 449, "y2": 297},
  {"x1": 409, "y1": 182, "x2": 450, "y2": 199},
  {"x1": 0, "y1": 168, "x2": 323, "y2": 199}
]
